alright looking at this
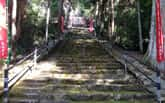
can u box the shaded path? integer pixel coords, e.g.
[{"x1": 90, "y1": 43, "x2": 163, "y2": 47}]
[{"x1": 9, "y1": 32, "x2": 155, "y2": 103}]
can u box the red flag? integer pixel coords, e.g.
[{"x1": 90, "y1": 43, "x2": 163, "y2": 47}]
[
  {"x1": 156, "y1": 0, "x2": 165, "y2": 62},
  {"x1": 61, "y1": 16, "x2": 64, "y2": 32},
  {"x1": 0, "y1": 0, "x2": 8, "y2": 59},
  {"x1": 88, "y1": 18, "x2": 94, "y2": 32}
]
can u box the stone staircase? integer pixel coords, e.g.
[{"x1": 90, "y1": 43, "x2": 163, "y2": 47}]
[{"x1": 8, "y1": 33, "x2": 155, "y2": 103}]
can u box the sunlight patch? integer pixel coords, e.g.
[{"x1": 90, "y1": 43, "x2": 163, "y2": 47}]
[{"x1": 96, "y1": 79, "x2": 115, "y2": 85}]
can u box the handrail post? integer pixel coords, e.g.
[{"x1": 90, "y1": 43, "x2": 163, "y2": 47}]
[
  {"x1": 123, "y1": 55, "x2": 127, "y2": 77},
  {"x1": 34, "y1": 48, "x2": 37, "y2": 70},
  {"x1": 3, "y1": 0, "x2": 11, "y2": 102},
  {"x1": 4, "y1": 66, "x2": 9, "y2": 103},
  {"x1": 156, "y1": 67, "x2": 162, "y2": 103}
]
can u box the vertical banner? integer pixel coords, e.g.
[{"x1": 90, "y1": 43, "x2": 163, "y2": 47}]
[
  {"x1": 0, "y1": 0, "x2": 8, "y2": 59},
  {"x1": 156, "y1": 0, "x2": 164, "y2": 62},
  {"x1": 61, "y1": 16, "x2": 64, "y2": 32},
  {"x1": 88, "y1": 18, "x2": 94, "y2": 32}
]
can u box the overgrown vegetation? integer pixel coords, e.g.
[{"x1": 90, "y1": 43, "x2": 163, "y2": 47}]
[
  {"x1": 94, "y1": 0, "x2": 152, "y2": 51},
  {"x1": 16, "y1": 0, "x2": 59, "y2": 54},
  {"x1": 15, "y1": 0, "x2": 152, "y2": 54},
  {"x1": 115, "y1": 2, "x2": 139, "y2": 50},
  {"x1": 117, "y1": 0, "x2": 151, "y2": 51}
]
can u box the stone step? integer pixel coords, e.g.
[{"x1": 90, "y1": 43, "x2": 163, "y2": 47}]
[
  {"x1": 22, "y1": 93, "x2": 40, "y2": 99},
  {"x1": 38, "y1": 73, "x2": 126, "y2": 80},
  {"x1": 9, "y1": 98, "x2": 39, "y2": 103},
  {"x1": 71, "y1": 100, "x2": 156, "y2": 103},
  {"x1": 65, "y1": 93, "x2": 155, "y2": 101},
  {"x1": 47, "y1": 78, "x2": 138, "y2": 85},
  {"x1": 55, "y1": 57, "x2": 119, "y2": 62},
  {"x1": 55, "y1": 59, "x2": 118, "y2": 63},
  {"x1": 13, "y1": 87, "x2": 42, "y2": 93},
  {"x1": 7, "y1": 35, "x2": 155, "y2": 102},
  {"x1": 47, "y1": 84, "x2": 147, "y2": 92},
  {"x1": 57, "y1": 65, "x2": 123, "y2": 70},
  {"x1": 42, "y1": 69, "x2": 125, "y2": 74},
  {"x1": 9, "y1": 89, "x2": 154, "y2": 102},
  {"x1": 54, "y1": 56, "x2": 112, "y2": 60},
  {"x1": 17, "y1": 84, "x2": 145, "y2": 94},
  {"x1": 20, "y1": 79, "x2": 47, "y2": 87},
  {"x1": 55, "y1": 62, "x2": 121, "y2": 67},
  {"x1": 9, "y1": 98, "x2": 59, "y2": 103},
  {"x1": 20, "y1": 76, "x2": 136, "y2": 85}
]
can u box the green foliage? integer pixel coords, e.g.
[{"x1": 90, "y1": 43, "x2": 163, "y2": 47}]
[
  {"x1": 116, "y1": 0, "x2": 152, "y2": 50},
  {"x1": 16, "y1": 0, "x2": 60, "y2": 54},
  {"x1": 17, "y1": 2, "x2": 45, "y2": 53},
  {"x1": 72, "y1": 0, "x2": 94, "y2": 17},
  {"x1": 16, "y1": 0, "x2": 152, "y2": 53},
  {"x1": 115, "y1": 4, "x2": 139, "y2": 50},
  {"x1": 95, "y1": 0, "x2": 152, "y2": 51},
  {"x1": 139, "y1": 0, "x2": 152, "y2": 51},
  {"x1": 51, "y1": 0, "x2": 58, "y2": 17}
]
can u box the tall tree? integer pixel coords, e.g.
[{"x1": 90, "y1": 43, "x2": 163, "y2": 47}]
[
  {"x1": 58, "y1": 0, "x2": 64, "y2": 32},
  {"x1": 11, "y1": 0, "x2": 17, "y2": 58},
  {"x1": 111, "y1": 0, "x2": 115, "y2": 37},
  {"x1": 45, "y1": 0, "x2": 51, "y2": 42},
  {"x1": 9, "y1": 0, "x2": 27, "y2": 59},
  {"x1": 137, "y1": 0, "x2": 143, "y2": 53},
  {"x1": 63, "y1": 0, "x2": 72, "y2": 28}
]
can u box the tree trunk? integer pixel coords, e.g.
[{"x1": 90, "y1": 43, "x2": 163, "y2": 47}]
[
  {"x1": 107, "y1": 0, "x2": 112, "y2": 38},
  {"x1": 45, "y1": 0, "x2": 51, "y2": 42},
  {"x1": 146, "y1": 0, "x2": 156, "y2": 63},
  {"x1": 111, "y1": 0, "x2": 115, "y2": 37},
  {"x1": 11, "y1": 0, "x2": 17, "y2": 39},
  {"x1": 58, "y1": 0, "x2": 64, "y2": 32},
  {"x1": 137, "y1": 0, "x2": 143, "y2": 53},
  {"x1": 16, "y1": 0, "x2": 27, "y2": 40},
  {"x1": 10, "y1": 0, "x2": 27, "y2": 59},
  {"x1": 11, "y1": 0, "x2": 17, "y2": 59}
]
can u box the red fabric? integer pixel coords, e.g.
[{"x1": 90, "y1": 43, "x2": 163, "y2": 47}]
[
  {"x1": 156, "y1": 0, "x2": 165, "y2": 62},
  {"x1": 0, "y1": 0, "x2": 5, "y2": 7},
  {"x1": 0, "y1": 28, "x2": 8, "y2": 59},
  {"x1": 61, "y1": 16, "x2": 64, "y2": 32},
  {"x1": 88, "y1": 18, "x2": 94, "y2": 32},
  {"x1": 0, "y1": 0, "x2": 8, "y2": 59}
]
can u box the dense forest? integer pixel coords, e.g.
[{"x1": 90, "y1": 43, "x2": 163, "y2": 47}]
[{"x1": 15, "y1": 0, "x2": 152, "y2": 52}]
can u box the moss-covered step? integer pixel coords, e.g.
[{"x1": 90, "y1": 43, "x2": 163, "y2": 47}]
[
  {"x1": 7, "y1": 32, "x2": 156, "y2": 103},
  {"x1": 38, "y1": 73, "x2": 126, "y2": 80},
  {"x1": 41, "y1": 69, "x2": 125, "y2": 74},
  {"x1": 55, "y1": 62, "x2": 122, "y2": 67},
  {"x1": 71, "y1": 100, "x2": 155, "y2": 103}
]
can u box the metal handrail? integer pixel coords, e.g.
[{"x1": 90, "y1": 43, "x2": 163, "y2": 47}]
[
  {"x1": 7, "y1": 52, "x2": 34, "y2": 71},
  {"x1": 7, "y1": 44, "x2": 46, "y2": 71},
  {"x1": 122, "y1": 55, "x2": 157, "y2": 85},
  {"x1": 2, "y1": 39, "x2": 58, "y2": 94},
  {"x1": 8, "y1": 64, "x2": 33, "y2": 88}
]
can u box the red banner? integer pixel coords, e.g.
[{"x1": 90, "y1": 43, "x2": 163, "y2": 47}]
[
  {"x1": 88, "y1": 18, "x2": 94, "y2": 32},
  {"x1": 156, "y1": 0, "x2": 165, "y2": 62},
  {"x1": 0, "y1": 0, "x2": 8, "y2": 59},
  {"x1": 61, "y1": 16, "x2": 64, "y2": 32}
]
